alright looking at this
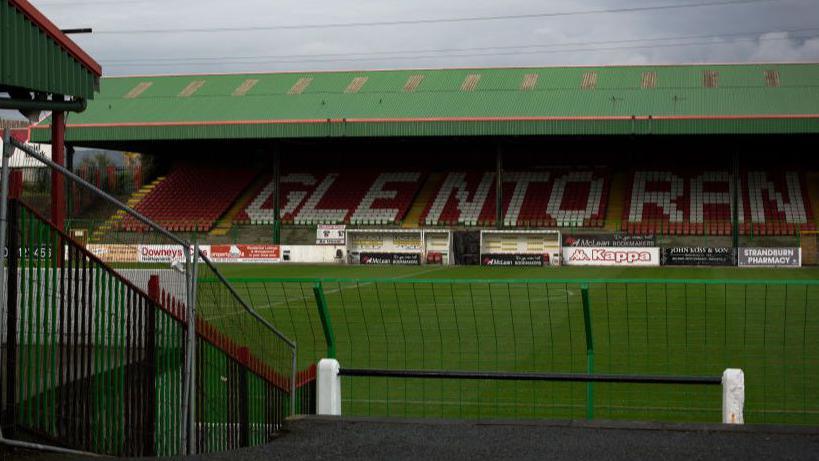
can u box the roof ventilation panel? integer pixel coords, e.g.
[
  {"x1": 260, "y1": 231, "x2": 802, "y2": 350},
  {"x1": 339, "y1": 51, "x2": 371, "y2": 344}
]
[
  {"x1": 232, "y1": 79, "x2": 259, "y2": 96},
  {"x1": 178, "y1": 80, "x2": 205, "y2": 97},
  {"x1": 520, "y1": 73, "x2": 538, "y2": 91},
  {"x1": 345, "y1": 76, "x2": 368, "y2": 93},
  {"x1": 403, "y1": 74, "x2": 424, "y2": 92},
  {"x1": 581, "y1": 72, "x2": 597, "y2": 90},
  {"x1": 288, "y1": 77, "x2": 313, "y2": 95},
  {"x1": 703, "y1": 71, "x2": 719, "y2": 88},
  {"x1": 461, "y1": 74, "x2": 481, "y2": 92},
  {"x1": 123, "y1": 82, "x2": 152, "y2": 99},
  {"x1": 764, "y1": 70, "x2": 780, "y2": 88},
  {"x1": 641, "y1": 72, "x2": 657, "y2": 89}
]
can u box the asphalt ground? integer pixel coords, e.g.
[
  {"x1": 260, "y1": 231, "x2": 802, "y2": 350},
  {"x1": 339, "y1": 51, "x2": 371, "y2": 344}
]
[{"x1": 4, "y1": 416, "x2": 819, "y2": 460}]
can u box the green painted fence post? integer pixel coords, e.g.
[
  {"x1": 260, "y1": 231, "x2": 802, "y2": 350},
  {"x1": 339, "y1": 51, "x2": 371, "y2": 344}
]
[
  {"x1": 312, "y1": 282, "x2": 336, "y2": 359},
  {"x1": 580, "y1": 283, "x2": 595, "y2": 420}
]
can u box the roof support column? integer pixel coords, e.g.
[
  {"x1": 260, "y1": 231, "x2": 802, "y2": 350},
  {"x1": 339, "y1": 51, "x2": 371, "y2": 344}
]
[
  {"x1": 731, "y1": 151, "x2": 740, "y2": 259},
  {"x1": 495, "y1": 143, "x2": 504, "y2": 230},
  {"x1": 66, "y1": 145, "x2": 74, "y2": 219},
  {"x1": 51, "y1": 101, "x2": 66, "y2": 231},
  {"x1": 273, "y1": 146, "x2": 281, "y2": 244}
]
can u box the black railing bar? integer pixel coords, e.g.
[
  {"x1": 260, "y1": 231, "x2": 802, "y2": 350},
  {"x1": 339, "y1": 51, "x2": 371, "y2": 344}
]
[{"x1": 339, "y1": 368, "x2": 722, "y2": 385}]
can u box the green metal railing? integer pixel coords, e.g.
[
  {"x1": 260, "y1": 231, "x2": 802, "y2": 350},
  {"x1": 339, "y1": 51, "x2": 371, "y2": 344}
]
[
  {"x1": 229, "y1": 277, "x2": 819, "y2": 425},
  {"x1": 1, "y1": 200, "x2": 304, "y2": 457},
  {"x1": 2, "y1": 200, "x2": 183, "y2": 456}
]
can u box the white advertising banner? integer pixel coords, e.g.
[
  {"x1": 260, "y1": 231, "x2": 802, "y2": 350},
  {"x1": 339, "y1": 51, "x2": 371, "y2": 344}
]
[
  {"x1": 209, "y1": 244, "x2": 281, "y2": 263},
  {"x1": 563, "y1": 247, "x2": 661, "y2": 267},
  {"x1": 137, "y1": 244, "x2": 211, "y2": 263},
  {"x1": 738, "y1": 247, "x2": 801, "y2": 267}
]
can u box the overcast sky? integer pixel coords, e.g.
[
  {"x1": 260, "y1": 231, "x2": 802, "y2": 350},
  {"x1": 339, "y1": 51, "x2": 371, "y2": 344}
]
[{"x1": 30, "y1": 0, "x2": 819, "y2": 76}]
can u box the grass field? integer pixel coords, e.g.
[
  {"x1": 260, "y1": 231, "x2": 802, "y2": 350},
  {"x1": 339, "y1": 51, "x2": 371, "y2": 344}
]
[{"x1": 198, "y1": 265, "x2": 819, "y2": 425}]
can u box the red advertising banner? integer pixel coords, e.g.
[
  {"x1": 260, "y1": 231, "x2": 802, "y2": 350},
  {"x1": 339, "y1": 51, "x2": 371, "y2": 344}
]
[{"x1": 209, "y1": 244, "x2": 281, "y2": 263}]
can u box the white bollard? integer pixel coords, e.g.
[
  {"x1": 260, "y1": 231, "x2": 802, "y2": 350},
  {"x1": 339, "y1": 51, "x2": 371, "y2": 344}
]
[
  {"x1": 722, "y1": 368, "x2": 745, "y2": 424},
  {"x1": 317, "y1": 358, "x2": 342, "y2": 416}
]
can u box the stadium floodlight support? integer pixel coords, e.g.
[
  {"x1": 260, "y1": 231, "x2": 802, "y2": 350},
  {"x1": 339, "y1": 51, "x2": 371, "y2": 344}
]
[{"x1": 316, "y1": 358, "x2": 745, "y2": 424}]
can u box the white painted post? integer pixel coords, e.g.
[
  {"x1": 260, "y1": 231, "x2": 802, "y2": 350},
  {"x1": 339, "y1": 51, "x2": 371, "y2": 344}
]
[
  {"x1": 317, "y1": 359, "x2": 342, "y2": 416},
  {"x1": 722, "y1": 368, "x2": 745, "y2": 424}
]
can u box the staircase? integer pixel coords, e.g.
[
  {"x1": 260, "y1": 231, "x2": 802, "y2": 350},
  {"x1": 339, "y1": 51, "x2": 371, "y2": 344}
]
[
  {"x1": 90, "y1": 176, "x2": 164, "y2": 242},
  {"x1": 605, "y1": 171, "x2": 627, "y2": 231},
  {"x1": 403, "y1": 173, "x2": 444, "y2": 228},
  {"x1": 209, "y1": 175, "x2": 268, "y2": 236}
]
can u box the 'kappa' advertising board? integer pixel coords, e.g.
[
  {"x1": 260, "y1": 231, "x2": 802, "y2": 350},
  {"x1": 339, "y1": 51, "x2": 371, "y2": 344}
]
[
  {"x1": 481, "y1": 253, "x2": 547, "y2": 266},
  {"x1": 663, "y1": 247, "x2": 734, "y2": 266},
  {"x1": 563, "y1": 247, "x2": 660, "y2": 266},
  {"x1": 738, "y1": 247, "x2": 801, "y2": 267},
  {"x1": 563, "y1": 233, "x2": 656, "y2": 248},
  {"x1": 359, "y1": 252, "x2": 420, "y2": 265}
]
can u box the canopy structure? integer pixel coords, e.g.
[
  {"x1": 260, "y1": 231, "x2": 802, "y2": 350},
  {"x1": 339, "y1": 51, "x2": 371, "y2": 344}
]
[
  {"x1": 29, "y1": 62, "x2": 819, "y2": 145},
  {"x1": 0, "y1": 0, "x2": 101, "y2": 104},
  {"x1": 1, "y1": 0, "x2": 102, "y2": 231}
]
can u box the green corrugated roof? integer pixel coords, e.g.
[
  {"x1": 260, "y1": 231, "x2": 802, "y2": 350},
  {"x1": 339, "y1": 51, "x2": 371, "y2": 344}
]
[
  {"x1": 30, "y1": 63, "x2": 819, "y2": 142},
  {"x1": 1, "y1": 0, "x2": 101, "y2": 99}
]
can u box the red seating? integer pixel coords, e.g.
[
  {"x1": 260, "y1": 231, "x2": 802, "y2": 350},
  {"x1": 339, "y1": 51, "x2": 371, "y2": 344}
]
[
  {"x1": 236, "y1": 170, "x2": 423, "y2": 225},
  {"x1": 421, "y1": 170, "x2": 608, "y2": 227},
  {"x1": 623, "y1": 169, "x2": 814, "y2": 235},
  {"x1": 120, "y1": 164, "x2": 256, "y2": 232}
]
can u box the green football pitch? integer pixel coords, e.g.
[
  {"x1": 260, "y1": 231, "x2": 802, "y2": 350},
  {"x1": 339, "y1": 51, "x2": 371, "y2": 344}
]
[{"x1": 201, "y1": 265, "x2": 819, "y2": 425}]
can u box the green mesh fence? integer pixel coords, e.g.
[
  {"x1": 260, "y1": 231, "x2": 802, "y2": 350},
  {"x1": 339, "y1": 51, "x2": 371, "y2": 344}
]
[{"x1": 231, "y1": 278, "x2": 819, "y2": 425}]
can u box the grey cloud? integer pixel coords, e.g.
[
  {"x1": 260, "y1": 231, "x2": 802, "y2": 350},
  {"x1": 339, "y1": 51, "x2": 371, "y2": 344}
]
[{"x1": 32, "y1": 0, "x2": 819, "y2": 75}]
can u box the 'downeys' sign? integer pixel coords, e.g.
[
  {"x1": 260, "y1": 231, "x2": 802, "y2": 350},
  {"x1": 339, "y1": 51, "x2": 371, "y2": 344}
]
[
  {"x1": 137, "y1": 245, "x2": 211, "y2": 263},
  {"x1": 562, "y1": 247, "x2": 660, "y2": 266}
]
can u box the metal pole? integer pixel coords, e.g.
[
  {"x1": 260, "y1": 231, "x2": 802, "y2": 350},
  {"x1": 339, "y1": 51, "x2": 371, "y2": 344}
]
[
  {"x1": 0, "y1": 129, "x2": 14, "y2": 440},
  {"x1": 495, "y1": 144, "x2": 503, "y2": 230},
  {"x1": 51, "y1": 106, "x2": 66, "y2": 230},
  {"x1": 312, "y1": 282, "x2": 336, "y2": 358},
  {"x1": 290, "y1": 346, "x2": 297, "y2": 417},
  {"x1": 732, "y1": 152, "x2": 740, "y2": 259},
  {"x1": 0, "y1": 129, "x2": 14, "y2": 325},
  {"x1": 580, "y1": 283, "x2": 595, "y2": 420},
  {"x1": 179, "y1": 246, "x2": 192, "y2": 455},
  {"x1": 273, "y1": 148, "x2": 281, "y2": 245},
  {"x1": 188, "y1": 243, "x2": 199, "y2": 454}
]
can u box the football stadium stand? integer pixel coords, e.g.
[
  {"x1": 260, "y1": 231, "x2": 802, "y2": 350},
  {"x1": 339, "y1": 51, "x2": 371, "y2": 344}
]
[
  {"x1": 119, "y1": 165, "x2": 256, "y2": 232},
  {"x1": 107, "y1": 164, "x2": 815, "y2": 236},
  {"x1": 622, "y1": 170, "x2": 815, "y2": 235}
]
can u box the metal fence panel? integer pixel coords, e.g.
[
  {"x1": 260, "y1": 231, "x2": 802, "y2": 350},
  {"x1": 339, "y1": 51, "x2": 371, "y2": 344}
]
[{"x1": 232, "y1": 278, "x2": 819, "y2": 425}]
